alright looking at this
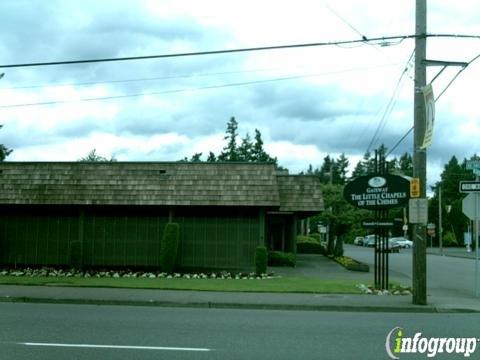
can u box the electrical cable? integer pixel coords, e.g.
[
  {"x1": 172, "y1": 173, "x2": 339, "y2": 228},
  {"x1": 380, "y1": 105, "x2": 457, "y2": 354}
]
[
  {"x1": 0, "y1": 66, "x2": 396, "y2": 108},
  {"x1": 365, "y1": 49, "x2": 415, "y2": 153},
  {"x1": 5, "y1": 34, "x2": 474, "y2": 69}
]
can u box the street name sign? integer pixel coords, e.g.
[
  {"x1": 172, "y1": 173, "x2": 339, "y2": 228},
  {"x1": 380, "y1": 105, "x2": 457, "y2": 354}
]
[
  {"x1": 460, "y1": 181, "x2": 480, "y2": 193},
  {"x1": 466, "y1": 160, "x2": 480, "y2": 176},
  {"x1": 361, "y1": 220, "x2": 395, "y2": 228}
]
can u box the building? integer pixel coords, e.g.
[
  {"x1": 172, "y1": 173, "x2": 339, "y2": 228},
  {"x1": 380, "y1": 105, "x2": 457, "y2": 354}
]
[{"x1": 0, "y1": 162, "x2": 323, "y2": 270}]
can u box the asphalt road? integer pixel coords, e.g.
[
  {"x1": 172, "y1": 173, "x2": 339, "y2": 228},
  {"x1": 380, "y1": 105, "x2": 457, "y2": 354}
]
[
  {"x1": 1, "y1": 303, "x2": 479, "y2": 360},
  {"x1": 345, "y1": 245, "x2": 479, "y2": 297}
]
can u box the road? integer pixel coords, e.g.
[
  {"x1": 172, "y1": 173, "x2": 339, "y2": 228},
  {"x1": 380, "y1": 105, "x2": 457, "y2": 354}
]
[
  {"x1": 1, "y1": 302, "x2": 480, "y2": 360},
  {"x1": 345, "y1": 244, "x2": 479, "y2": 297}
]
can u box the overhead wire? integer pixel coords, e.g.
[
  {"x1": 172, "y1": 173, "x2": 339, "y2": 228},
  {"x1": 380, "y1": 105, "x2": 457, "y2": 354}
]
[
  {"x1": 2, "y1": 33, "x2": 478, "y2": 70},
  {"x1": 0, "y1": 64, "x2": 398, "y2": 109},
  {"x1": 386, "y1": 51, "x2": 480, "y2": 157},
  {"x1": 365, "y1": 49, "x2": 415, "y2": 154}
]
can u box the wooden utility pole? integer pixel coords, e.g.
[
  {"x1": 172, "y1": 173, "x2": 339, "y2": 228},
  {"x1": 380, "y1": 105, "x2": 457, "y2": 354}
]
[{"x1": 412, "y1": 0, "x2": 427, "y2": 305}]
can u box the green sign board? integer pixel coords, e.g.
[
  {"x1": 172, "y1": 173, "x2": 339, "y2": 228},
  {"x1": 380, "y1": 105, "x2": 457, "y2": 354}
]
[{"x1": 343, "y1": 175, "x2": 410, "y2": 210}]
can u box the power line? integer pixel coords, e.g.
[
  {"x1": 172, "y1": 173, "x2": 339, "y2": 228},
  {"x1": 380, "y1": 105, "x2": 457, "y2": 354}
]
[
  {"x1": 385, "y1": 52, "x2": 480, "y2": 158},
  {"x1": 0, "y1": 66, "x2": 395, "y2": 108},
  {"x1": 365, "y1": 49, "x2": 415, "y2": 153},
  {"x1": 0, "y1": 34, "x2": 441, "y2": 69},
  {"x1": 435, "y1": 52, "x2": 480, "y2": 102},
  {"x1": 386, "y1": 126, "x2": 413, "y2": 157},
  {"x1": 1, "y1": 63, "x2": 398, "y2": 91},
  {"x1": 1, "y1": 33, "x2": 477, "y2": 70}
]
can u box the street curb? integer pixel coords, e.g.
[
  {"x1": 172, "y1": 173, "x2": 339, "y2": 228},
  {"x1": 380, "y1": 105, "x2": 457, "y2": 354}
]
[
  {"x1": 427, "y1": 252, "x2": 475, "y2": 260},
  {"x1": 2, "y1": 296, "x2": 478, "y2": 314}
]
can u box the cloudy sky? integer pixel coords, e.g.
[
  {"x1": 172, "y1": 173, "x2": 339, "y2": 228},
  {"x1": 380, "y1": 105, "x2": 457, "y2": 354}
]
[{"x1": 1, "y1": 0, "x2": 479, "y2": 187}]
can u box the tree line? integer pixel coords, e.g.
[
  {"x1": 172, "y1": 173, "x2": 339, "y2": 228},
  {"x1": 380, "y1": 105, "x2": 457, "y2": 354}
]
[{"x1": 0, "y1": 118, "x2": 476, "y2": 249}]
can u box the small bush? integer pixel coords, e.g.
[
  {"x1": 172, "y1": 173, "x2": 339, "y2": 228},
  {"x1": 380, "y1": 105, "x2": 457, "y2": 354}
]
[
  {"x1": 296, "y1": 235, "x2": 319, "y2": 243},
  {"x1": 443, "y1": 231, "x2": 458, "y2": 247},
  {"x1": 161, "y1": 223, "x2": 180, "y2": 273},
  {"x1": 297, "y1": 241, "x2": 325, "y2": 254},
  {"x1": 268, "y1": 251, "x2": 296, "y2": 267},
  {"x1": 334, "y1": 256, "x2": 369, "y2": 272},
  {"x1": 69, "y1": 241, "x2": 83, "y2": 270},
  {"x1": 308, "y1": 233, "x2": 322, "y2": 242},
  {"x1": 255, "y1": 246, "x2": 268, "y2": 275}
]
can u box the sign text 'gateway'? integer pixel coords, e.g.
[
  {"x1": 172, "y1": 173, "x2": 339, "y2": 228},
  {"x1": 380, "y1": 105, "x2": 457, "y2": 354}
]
[{"x1": 344, "y1": 175, "x2": 410, "y2": 210}]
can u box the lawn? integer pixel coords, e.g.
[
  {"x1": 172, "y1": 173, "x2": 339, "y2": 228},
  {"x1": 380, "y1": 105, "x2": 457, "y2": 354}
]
[{"x1": 0, "y1": 275, "x2": 363, "y2": 294}]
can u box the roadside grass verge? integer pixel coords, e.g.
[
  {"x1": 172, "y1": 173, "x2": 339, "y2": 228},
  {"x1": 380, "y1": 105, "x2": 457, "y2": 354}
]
[{"x1": 0, "y1": 276, "x2": 362, "y2": 294}]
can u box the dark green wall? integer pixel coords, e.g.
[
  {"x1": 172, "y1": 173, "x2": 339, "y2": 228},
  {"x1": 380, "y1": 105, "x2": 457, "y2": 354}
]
[{"x1": 0, "y1": 205, "x2": 263, "y2": 269}]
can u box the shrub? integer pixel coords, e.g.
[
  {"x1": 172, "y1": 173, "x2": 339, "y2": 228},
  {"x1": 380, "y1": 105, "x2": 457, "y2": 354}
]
[
  {"x1": 296, "y1": 235, "x2": 319, "y2": 243},
  {"x1": 161, "y1": 223, "x2": 180, "y2": 273},
  {"x1": 268, "y1": 251, "x2": 296, "y2": 267},
  {"x1": 254, "y1": 246, "x2": 268, "y2": 275},
  {"x1": 69, "y1": 240, "x2": 83, "y2": 270},
  {"x1": 334, "y1": 256, "x2": 369, "y2": 272},
  {"x1": 296, "y1": 241, "x2": 325, "y2": 254},
  {"x1": 443, "y1": 231, "x2": 458, "y2": 247},
  {"x1": 308, "y1": 233, "x2": 322, "y2": 242}
]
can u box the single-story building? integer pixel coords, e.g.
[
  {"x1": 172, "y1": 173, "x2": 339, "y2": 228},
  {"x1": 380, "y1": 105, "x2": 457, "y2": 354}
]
[{"x1": 0, "y1": 162, "x2": 323, "y2": 269}]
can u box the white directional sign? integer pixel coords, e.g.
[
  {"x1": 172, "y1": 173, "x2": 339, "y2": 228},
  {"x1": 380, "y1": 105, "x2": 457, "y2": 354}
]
[
  {"x1": 462, "y1": 193, "x2": 480, "y2": 220},
  {"x1": 460, "y1": 181, "x2": 480, "y2": 193}
]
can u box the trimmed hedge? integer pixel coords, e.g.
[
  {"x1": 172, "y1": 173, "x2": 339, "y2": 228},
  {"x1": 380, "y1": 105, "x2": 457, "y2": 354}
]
[
  {"x1": 296, "y1": 235, "x2": 319, "y2": 243},
  {"x1": 308, "y1": 233, "x2": 322, "y2": 242},
  {"x1": 255, "y1": 246, "x2": 268, "y2": 275},
  {"x1": 160, "y1": 223, "x2": 180, "y2": 273},
  {"x1": 268, "y1": 251, "x2": 296, "y2": 267},
  {"x1": 297, "y1": 241, "x2": 325, "y2": 255}
]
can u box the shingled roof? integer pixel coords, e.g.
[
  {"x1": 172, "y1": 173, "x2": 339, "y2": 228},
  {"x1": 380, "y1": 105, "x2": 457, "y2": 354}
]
[{"x1": 0, "y1": 162, "x2": 323, "y2": 212}]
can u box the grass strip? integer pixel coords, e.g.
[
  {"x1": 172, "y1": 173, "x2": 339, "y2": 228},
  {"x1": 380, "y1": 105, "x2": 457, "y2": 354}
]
[{"x1": 0, "y1": 276, "x2": 362, "y2": 294}]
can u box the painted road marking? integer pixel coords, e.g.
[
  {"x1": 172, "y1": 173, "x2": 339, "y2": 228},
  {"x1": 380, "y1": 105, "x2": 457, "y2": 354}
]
[{"x1": 19, "y1": 342, "x2": 212, "y2": 352}]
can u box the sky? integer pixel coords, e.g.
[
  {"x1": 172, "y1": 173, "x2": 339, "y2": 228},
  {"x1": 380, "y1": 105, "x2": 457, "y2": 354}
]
[{"x1": 1, "y1": 0, "x2": 480, "y2": 188}]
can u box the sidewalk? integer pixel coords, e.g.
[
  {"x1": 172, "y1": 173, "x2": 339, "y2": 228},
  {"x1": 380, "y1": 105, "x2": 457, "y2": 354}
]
[
  {"x1": 427, "y1": 247, "x2": 478, "y2": 260},
  {"x1": 0, "y1": 254, "x2": 479, "y2": 313}
]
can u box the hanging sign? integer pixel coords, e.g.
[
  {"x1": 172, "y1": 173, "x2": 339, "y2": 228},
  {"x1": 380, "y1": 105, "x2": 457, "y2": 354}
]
[
  {"x1": 420, "y1": 84, "x2": 435, "y2": 149},
  {"x1": 343, "y1": 174, "x2": 410, "y2": 210}
]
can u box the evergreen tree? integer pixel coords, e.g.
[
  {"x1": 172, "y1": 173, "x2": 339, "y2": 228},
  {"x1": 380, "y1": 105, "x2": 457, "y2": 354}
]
[
  {"x1": 397, "y1": 152, "x2": 413, "y2": 177},
  {"x1": 207, "y1": 152, "x2": 216, "y2": 162},
  {"x1": 218, "y1": 117, "x2": 239, "y2": 161},
  {"x1": 237, "y1": 133, "x2": 254, "y2": 161},
  {"x1": 0, "y1": 125, "x2": 12, "y2": 161},
  {"x1": 78, "y1": 149, "x2": 116, "y2": 162},
  {"x1": 336, "y1": 153, "x2": 349, "y2": 185},
  {"x1": 252, "y1": 129, "x2": 276, "y2": 163}
]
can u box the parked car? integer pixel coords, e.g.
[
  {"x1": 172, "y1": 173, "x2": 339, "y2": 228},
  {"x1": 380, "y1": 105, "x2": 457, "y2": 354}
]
[
  {"x1": 391, "y1": 237, "x2": 413, "y2": 248},
  {"x1": 386, "y1": 239, "x2": 401, "y2": 253},
  {"x1": 363, "y1": 235, "x2": 376, "y2": 247},
  {"x1": 353, "y1": 236, "x2": 364, "y2": 246}
]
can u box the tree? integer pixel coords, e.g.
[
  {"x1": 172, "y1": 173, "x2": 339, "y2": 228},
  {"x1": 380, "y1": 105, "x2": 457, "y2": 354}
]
[
  {"x1": 0, "y1": 125, "x2": 12, "y2": 161},
  {"x1": 336, "y1": 153, "x2": 350, "y2": 185},
  {"x1": 251, "y1": 129, "x2": 276, "y2": 163},
  {"x1": 78, "y1": 149, "x2": 117, "y2": 162},
  {"x1": 186, "y1": 118, "x2": 277, "y2": 165},
  {"x1": 237, "y1": 133, "x2": 254, "y2": 161},
  {"x1": 218, "y1": 117, "x2": 239, "y2": 161},
  {"x1": 207, "y1": 152, "x2": 217, "y2": 162}
]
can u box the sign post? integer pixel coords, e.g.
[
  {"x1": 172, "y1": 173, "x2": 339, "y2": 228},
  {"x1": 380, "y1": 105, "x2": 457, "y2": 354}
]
[
  {"x1": 344, "y1": 171, "x2": 410, "y2": 290},
  {"x1": 462, "y1": 192, "x2": 480, "y2": 297}
]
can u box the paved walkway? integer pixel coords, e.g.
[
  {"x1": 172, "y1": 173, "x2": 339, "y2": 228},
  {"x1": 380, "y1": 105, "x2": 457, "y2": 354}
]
[{"x1": 0, "y1": 254, "x2": 479, "y2": 313}]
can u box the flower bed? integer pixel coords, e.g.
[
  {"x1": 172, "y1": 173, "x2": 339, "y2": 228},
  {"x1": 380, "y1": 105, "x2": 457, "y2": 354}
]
[
  {"x1": 331, "y1": 256, "x2": 369, "y2": 272},
  {"x1": 0, "y1": 267, "x2": 276, "y2": 280}
]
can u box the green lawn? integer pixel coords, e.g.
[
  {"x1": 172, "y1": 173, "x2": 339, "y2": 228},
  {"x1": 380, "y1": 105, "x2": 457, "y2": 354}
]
[{"x1": 0, "y1": 275, "x2": 362, "y2": 294}]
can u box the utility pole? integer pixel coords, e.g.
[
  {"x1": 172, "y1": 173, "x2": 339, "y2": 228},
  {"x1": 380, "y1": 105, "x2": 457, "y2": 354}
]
[
  {"x1": 412, "y1": 0, "x2": 427, "y2": 305},
  {"x1": 438, "y1": 185, "x2": 443, "y2": 255}
]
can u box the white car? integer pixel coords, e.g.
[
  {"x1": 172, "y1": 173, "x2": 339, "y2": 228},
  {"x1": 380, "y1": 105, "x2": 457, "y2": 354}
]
[{"x1": 391, "y1": 237, "x2": 413, "y2": 248}]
